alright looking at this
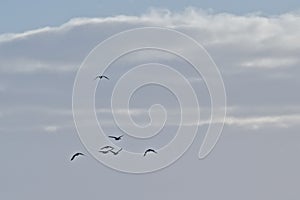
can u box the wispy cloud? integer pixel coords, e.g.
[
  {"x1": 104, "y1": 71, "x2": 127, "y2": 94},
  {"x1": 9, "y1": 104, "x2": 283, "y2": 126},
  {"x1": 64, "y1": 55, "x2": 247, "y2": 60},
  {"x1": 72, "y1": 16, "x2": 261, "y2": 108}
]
[
  {"x1": 241, "y1": 57, "x2": 299, "y2": 68},
  {"x1": 66, "y1": 107, "x2": 300, "y2": 129},
  {"x1": 221, "y1": 114, "x2": 300, "y2": 129},
  {"x1": 1, "y1": 9, "x2": 300, "y2": 134},
  {"x1": 43, "y1": 125, "x2": 59, "y2": 133},
  {"x1": 1, "y1": 8, "x2": 300, "y2": 73}
]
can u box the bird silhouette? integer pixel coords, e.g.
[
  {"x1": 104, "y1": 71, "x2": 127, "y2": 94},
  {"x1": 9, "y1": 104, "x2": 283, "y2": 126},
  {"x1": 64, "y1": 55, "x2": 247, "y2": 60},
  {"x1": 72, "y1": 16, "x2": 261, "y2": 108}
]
[
  {"x1": 70, "y1": 152, "x2": 85, "y2": 161},
  {"x1": 100, "y1": 145, "x2": 114, "y2": 151},
  {"x1": 143, "y1": 149, "x2": 157, "y2": 156},
  {"x1": 94, "y1": 75, "x2": 109, "y2": 80},
  {"x1": 98, "y1": 149, "x2": 111, "y2": 154},
  {"x1": 99, "y1": 146, "x2": 114, "y2": 154},
  {"x1": 110, "y1": 148, "x2": 122, "y2": 155},
  {"x1": 108, "y1": 135, "x2": 124, "y2": 141}
]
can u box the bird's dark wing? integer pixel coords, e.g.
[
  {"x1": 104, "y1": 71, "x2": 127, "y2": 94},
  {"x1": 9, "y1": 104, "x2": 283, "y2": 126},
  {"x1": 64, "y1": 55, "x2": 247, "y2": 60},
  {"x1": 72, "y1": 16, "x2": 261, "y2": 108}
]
[
  {"x1": 70, "y1": 155, "x2": 76, "y2": 161},
  {"x1": 94, "y1": 76, "x2": 100, "y2": 80},
  {"x1": 103, "y1": 76, "x2": 109, "y2": 80},
  {"x1": 109, "y1": 150, "x2": 114, "y2": 154},
  {"x1": 108, "y1": 136, "x2": 117, "y2": 139},
  {"x1": 116, "y1": 148, "x2": 122, "y2": 154},
  {"x1": 70, "y1": 153, "x2": 84, "y2": 161},
  {"x1": 143, "y1": 149, "x2": 157, "y2": 156},
  {"x1": 143, "y1": 149, "x2": 151, "y2": 156}
]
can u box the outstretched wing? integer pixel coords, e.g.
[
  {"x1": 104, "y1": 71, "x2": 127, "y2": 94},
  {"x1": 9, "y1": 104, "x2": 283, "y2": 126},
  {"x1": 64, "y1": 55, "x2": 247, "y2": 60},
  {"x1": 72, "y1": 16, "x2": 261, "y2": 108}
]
[
  {"x1": 70, "y1": 155, "x2": 76, "y2": 161},
  {"x1": 143, "y1": 150, "x2": 150, "y2": 156},
  {"x1": 70, "y1": 153, "x2": 84, "y2": 161},
  {"x1": 99, "y1": 150, "x2": 110, "y2": 154},
  {"x1": 71, "y1": 153, "x2": 84, "y2": 161},
  {"x1": 116, "y1": 148, "x2": 122, "y2": 154},
  {"x1": 100, "y1": 145, "x2": 114, "y2": 150},
  {"x1": 143, "y1": 149, "x2": 157, "y2": 156}
]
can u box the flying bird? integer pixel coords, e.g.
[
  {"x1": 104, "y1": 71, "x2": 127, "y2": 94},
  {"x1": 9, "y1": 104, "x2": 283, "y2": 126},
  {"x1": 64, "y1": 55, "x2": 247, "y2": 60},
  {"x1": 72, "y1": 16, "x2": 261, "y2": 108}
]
[
  {"x1": 98, "y1": 149, "x2": 111, "y2": 154},
  {"x1": 143, "y1": 149, "x2": 157, "y2": 156},
  {"x1": 70, "y1": 152, "x2": 85, "y2": 161},
  {"x1": 108, "y1": 135, "x2": 124, "y2": 141},
  {"x1": 99, "y1": 146, "x2": 114, "y2": 154},
  {"x1": 100, "y1": 145, "x2": 114, "y2": 151},
  {"x1": 110, "y1": 148, "x2": 122, "y2": 155},
  {"x1": 94, "y1": 75, "x2": 109, "y2": 80}
]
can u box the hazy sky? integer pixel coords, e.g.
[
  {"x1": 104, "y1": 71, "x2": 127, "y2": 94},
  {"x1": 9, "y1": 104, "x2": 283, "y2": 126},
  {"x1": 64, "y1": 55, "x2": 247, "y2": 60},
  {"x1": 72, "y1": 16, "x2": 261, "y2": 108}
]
[{"x1": 1, "y1": 1, "x2": 300, "y2": 200}]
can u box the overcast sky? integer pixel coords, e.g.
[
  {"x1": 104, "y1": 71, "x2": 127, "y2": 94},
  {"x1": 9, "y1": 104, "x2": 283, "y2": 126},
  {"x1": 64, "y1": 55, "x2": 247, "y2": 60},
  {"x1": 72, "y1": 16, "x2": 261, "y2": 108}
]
[{"x1": 1, "y1": 1, "x2": 300, "y2": 200}]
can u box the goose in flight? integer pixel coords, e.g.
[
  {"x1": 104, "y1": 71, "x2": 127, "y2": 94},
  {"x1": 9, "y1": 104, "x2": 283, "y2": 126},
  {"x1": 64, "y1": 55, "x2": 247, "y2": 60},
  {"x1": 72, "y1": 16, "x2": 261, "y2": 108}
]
[
  {"x1": 143, "y1": 149, "x2": 157, "y2": 156},
  {"x1": 108, "y1": 135, "x2": 124, "y2": 141},
  {"x1": 95, "y1": 75, "x2": 109, "y2": 80},
  {"x1": 98, "y1": 149, "x2": 111, "y2": 154},
  {"x1": 99, "y1": 146, "x2": 114, "y2": 154},
  {"x1": 100, "y1": 145, "x2": 114, "y2": 151},
  {"x1": 70, "y1": 152, "x2": 85, "y2": 161},
  {"x1": 110, "y1": 148, "x2": 122, "y2": 155}
]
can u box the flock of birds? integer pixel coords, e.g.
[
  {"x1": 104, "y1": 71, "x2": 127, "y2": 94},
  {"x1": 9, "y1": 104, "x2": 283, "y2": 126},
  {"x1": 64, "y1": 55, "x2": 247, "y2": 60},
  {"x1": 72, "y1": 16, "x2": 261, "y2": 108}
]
[{"x1": 70, "y1": 74, "x2": 157, "y2": 161}]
